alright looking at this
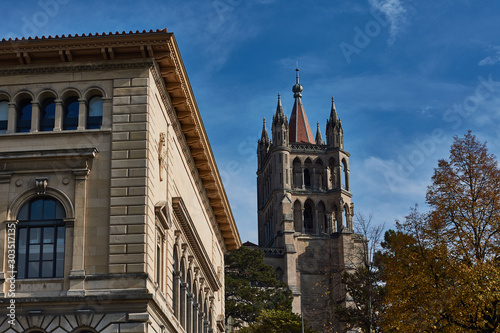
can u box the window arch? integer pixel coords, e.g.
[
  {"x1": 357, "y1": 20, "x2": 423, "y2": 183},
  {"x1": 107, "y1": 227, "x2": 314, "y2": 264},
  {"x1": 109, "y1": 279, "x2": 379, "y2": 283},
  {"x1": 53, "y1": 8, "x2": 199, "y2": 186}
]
[
  {"x1": 17, "y1": 99, "x2": 32, "y2": 133},
  {"x1": 180, "y1": 260, "x2": 187, "y2": 328},
  {"x1": 293, "y1": 200, "x2": 302, "y2": 232},
  {"x1": 63, "y1": 96, "x2": 79, "y2": 130},
  {"x1": 40, "y1": 98, "x2": 56, "y2": 132},
  {"x1": 173, "y1": 246, "x2": 180, "y2": 318},
  {"x1": 0, "y1": 100, "x2": 8, "y2": 133},
  {"x1": 303, "y1": 200, "x2": 314, "y2": 234},
  {"x1": 87, "y1": 96, "x2": 103, "y2": 129},
  {"x1": 16, "y1": 197, "x2": 66, "y2": 279}
]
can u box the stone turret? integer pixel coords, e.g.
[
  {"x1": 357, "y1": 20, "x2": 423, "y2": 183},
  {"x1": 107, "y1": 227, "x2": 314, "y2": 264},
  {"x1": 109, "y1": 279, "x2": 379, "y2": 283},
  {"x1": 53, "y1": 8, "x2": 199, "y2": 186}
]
[
  {"x1": 326, "y1": 97, "x2": 343, "y2": 148},
  {"x1": 271, "y1": 94, "x2": 289, "y2": 147}
]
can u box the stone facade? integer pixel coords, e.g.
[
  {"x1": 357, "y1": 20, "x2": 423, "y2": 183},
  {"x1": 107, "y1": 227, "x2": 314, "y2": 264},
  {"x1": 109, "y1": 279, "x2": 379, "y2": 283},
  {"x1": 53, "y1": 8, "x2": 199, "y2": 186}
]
[
  {"x1": 0, "y1": 30, "x2": 240, "y2": 333},
  {"x1": 256, "y1": 70, "x2": 365, "y2": 332}
]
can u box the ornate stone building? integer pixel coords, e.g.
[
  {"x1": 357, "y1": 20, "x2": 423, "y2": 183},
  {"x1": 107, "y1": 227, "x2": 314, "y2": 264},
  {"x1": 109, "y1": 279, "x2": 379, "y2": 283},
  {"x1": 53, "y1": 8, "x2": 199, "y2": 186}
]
[
  {"x1": 0, "y1": 29, "x2": 240, "y2": 333},
  {"x1": 257, "y1": 69, "x2": 365, "y2": 332}
]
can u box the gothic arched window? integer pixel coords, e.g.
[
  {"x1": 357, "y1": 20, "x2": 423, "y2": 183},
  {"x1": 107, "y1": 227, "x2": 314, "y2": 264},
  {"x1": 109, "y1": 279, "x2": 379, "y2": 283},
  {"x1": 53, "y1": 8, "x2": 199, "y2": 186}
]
[
  {"x1": 16, "y1": 197, "x2": 65, "y2": 279},
  {"x1": 303, "y1": 201, "x2": 314, "y2": 234},
  {"x1": 173, "y1": 247, "x2": 180, "y2": 318}
]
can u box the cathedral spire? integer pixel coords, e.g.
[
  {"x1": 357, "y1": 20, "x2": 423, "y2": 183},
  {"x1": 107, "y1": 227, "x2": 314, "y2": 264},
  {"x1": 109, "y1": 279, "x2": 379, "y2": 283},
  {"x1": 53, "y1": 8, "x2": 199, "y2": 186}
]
[
  {"x1": 260, "y1": 117, "x2": 270, "y2": 145},
  {"x1": 275, "y1": 93, "x2": 285, "y2": 119},
  {"x1": 289, "y1": 67, "x2": 315, "y2": 144},
  {"x1": 315, "y1": 122, "x2": 324, "y2": 145},
  {"x1": 330, "y1": 96, "x2": 338, "y2": 122},
  {"x1": 326, "y1": 96, "x2": 343, "y2": 148}
]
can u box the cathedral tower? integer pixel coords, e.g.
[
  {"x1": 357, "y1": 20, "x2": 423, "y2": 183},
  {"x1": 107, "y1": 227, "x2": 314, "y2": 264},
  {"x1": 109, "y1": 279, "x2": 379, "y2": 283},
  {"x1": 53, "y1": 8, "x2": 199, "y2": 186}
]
[{"x1": 256, "y1": 69, "x2": 364, "y2": 332}]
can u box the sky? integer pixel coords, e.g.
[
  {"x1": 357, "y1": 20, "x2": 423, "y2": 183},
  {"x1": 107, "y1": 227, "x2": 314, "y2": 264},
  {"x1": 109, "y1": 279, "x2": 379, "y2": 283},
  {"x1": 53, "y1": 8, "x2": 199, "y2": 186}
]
[{"x1": 2, "y1": 0, "x2": 500, "y2": 243}]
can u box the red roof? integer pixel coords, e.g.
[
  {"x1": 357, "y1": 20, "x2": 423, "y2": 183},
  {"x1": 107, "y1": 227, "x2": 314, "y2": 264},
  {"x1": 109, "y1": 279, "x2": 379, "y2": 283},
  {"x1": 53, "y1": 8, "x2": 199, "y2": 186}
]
[
  {"x1": 289, "y1": 98, "x2": 315, "y2": 144},
  {"x1": 0, "y1": 29, "x2": 168, "y2": 42}
]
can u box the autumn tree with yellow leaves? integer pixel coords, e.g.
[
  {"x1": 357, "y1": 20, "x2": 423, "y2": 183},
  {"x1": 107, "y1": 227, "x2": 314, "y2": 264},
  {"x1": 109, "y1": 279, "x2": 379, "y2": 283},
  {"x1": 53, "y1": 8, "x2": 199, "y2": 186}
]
[{"x1": 381, "y1": 132, "x2": 500, "y2": 332}]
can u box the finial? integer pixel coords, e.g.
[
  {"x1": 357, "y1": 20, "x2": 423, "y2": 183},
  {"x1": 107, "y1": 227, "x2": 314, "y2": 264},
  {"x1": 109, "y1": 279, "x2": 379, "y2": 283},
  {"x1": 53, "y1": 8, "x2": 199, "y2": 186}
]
[
  {"x1": 296, "y1": 62, "x2": 300, "y2": 84},
  {"x1": 263, "y1": 117, "x2": 266, "y2": 124},
  {"x1": 292, "y1": 65, "x2": 303, "y2": 97}
]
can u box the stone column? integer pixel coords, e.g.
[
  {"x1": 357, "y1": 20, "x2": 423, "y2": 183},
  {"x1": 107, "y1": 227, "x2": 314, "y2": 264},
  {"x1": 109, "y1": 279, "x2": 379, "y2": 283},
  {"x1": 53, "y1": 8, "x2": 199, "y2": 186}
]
[
  {"x1": 301, "y1": 208, "x2": 305, "y2": 234},
  {"x1": 101, "y1": 97, "x2": 113, "y2": 130},
  {"x1": 301, "y1": 166, "x2": 305, "y2": 189},
  {"x1": 77, "y1": 98, "x2": 86, "y2": 131},
  {"x1": 54, "y1": 99, "x2": 63, "y2": 131},
  {"x1": 30, "y1": 102, "x2": 40, "y2": 132},
  {"x1": 67, "y1": 168, "x2": 89, "y2": 296},
  {"x1": 7, "y1": 102, "x2": 16, "y2": 134},
  {"x1": 315, "y1": 209, "x2": 319, "y2": 234},
  {"x1": 312, "y1": 167, "x2": 317, "y2": 190}
]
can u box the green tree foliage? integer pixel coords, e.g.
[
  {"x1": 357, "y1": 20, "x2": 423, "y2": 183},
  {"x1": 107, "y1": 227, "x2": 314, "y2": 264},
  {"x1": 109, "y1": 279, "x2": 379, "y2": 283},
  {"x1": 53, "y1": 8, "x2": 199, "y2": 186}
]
[
  {"x1": 225, "y1": 246, "x2": 293, "y2": 327},
  {"x1": 380, "y1": 132, "x2": 500, "y2": 332},
  {"x1": 238, "y1": 310, "x2": 316, "y2": 333},
  {"x1": 334, "y1": 213, "x2": 385, "y2": 333}
]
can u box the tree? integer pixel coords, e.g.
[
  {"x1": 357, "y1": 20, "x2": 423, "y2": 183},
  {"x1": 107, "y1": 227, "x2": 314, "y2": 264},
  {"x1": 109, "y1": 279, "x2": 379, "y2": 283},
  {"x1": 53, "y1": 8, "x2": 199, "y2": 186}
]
[
  {"x1": 238, "y1": 310, "x2": 316, "y2": 333},
  {"x1": 334, "y1": 213, "x2": 385, "y2": 333},
  {"x1": 381, "y1": 132, "x2": 500, "y2": 332},
  {"x1": 225, "y1": 246, "x2": 293, "y2": 328}
]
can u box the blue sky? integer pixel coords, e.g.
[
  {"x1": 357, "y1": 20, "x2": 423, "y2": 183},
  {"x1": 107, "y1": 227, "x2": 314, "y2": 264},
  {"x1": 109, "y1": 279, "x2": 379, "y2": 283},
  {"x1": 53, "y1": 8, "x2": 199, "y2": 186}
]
[{"x1": 2, "y1": 0, "x2": 500, "y2": 243}]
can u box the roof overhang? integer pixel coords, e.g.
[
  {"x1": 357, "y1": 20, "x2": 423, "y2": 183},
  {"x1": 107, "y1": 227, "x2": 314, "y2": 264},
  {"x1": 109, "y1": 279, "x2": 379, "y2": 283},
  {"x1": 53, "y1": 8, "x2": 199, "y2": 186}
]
[{"x1": 0, "y1": 29, "x2": 241, "y2": 250}]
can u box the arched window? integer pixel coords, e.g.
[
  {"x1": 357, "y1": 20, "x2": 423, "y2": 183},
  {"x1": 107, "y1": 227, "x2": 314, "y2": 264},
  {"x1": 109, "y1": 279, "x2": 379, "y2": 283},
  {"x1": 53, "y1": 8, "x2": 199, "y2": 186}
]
[
  {"x1": 0, "y1": 100, "x2": 8, "y2": 133},
  {"x1": 180, "y1": 261, "x2": 186, "y2": 328},
  {"x1": 303, "y1": 168, "x2": 311, "y2": 188},
  {"x1": 63, "y1": 97, "x2": 79, "y2": 130},
  {"x1": 40, "y1": 98, "x2": 56, "y2": 132},
  {"x1": 17, "y1": 99, "x2": 32, "y2": 133},
  {"x1": 187, "y1": 272, "x2": 192, "y2": 333},
  {"x1": 193, "y1": 284, "x2": 198, "y2": 333},
  {"x1": 342, "y1": 159, "x2": 349, "y2": 190},
  {"x1": 173, "y1": 247, "x2": 179, "y2": 318},
  {"x1": 303, "y1": 202, "x2": 314, "y2": 234},
  {"x1": 87, "y1": 96, "x2": 103, "y2": 129},
  {"x1": 293, "y1": 200, "x2": 302, "y2": 232},
  {"x1": 16, "y1": 197, "x2": 65, "y2": 279}
]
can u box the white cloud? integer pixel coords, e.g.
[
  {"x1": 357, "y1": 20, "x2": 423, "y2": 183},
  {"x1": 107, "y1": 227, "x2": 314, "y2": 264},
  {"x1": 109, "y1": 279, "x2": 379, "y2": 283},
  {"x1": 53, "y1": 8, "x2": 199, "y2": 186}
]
[
  {"x1": 368, "y1": 0, "x2": 408, "y2": 45},
  {"x1": 479, "y1": 46, "x2": 500, "y2": 66}
]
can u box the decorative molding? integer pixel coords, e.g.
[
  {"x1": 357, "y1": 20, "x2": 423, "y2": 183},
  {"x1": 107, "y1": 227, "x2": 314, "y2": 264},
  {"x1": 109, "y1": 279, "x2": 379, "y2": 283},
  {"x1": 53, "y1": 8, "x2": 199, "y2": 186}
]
[
  {"x1": 35, "y1": 177, "x2": 48, "y2": 194},
  {"x1": 172, "y1": 197, "x2": 221, "y2": 291},
  {"x1": 155, "y1": 201, "x2": 171, "y2": 230}
]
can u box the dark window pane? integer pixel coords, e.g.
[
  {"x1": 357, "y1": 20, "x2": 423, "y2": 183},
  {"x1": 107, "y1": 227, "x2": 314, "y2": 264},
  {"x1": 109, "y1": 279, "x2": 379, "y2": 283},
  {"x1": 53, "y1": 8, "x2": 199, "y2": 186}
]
[
  {"x1": 17, "y1": 100, "x2": 32, "y2": 133},
  {"x1": 64, "y1": 97, "x2": 79, "y2": 130},
  {"x1": 43, "y1": 199, "x2": 56, "y2": 220},
  {"x1": 43, "y1": 244, "x2": 54, "y2": 260},
  {"x1": 29, "y1": 228, "x2": 41, "y2": 244},
  {"x1": 40, "y1": 98, "x2": 55, "y2": 131},
  {"x1": 55, "y1": 202, "x2": 65, "y2": 219},
  {"x1": 18, "y1": 203, "x2": 29, "y2": 221},
  {"x1": 0, "y1": 101, "x2": 8, "y2": 133},
  {"x1": 28, "y1": 262, "x2": 40, "y2": 278},
  {"x1": 29, "y1": 244, "x2": 40, "y2": 261},
  {"x1": 30, "y1": 199, "x2": 44, "y2": 220},
  {"x1": 87, "y1": 96, "x2": 103, "y2": 129},
  {"x1": 42, "y1": 261, "x2": 53, "y2": 278},
  {"x1": 43, "y1": 227, "x2": 55, "y2": 243},
  {"x1": 18, "y1": 228, "x2": 27, "y2": 248},
  {"x1": 56, "y1": 258, "x2": 64, "y2": 277}
]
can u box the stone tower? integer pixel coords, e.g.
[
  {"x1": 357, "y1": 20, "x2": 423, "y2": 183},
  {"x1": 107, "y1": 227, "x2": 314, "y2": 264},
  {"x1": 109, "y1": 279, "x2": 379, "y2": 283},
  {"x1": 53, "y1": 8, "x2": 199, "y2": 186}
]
[{"x1": 256, "y1": 69, "x2": 365, "y2": 332}]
